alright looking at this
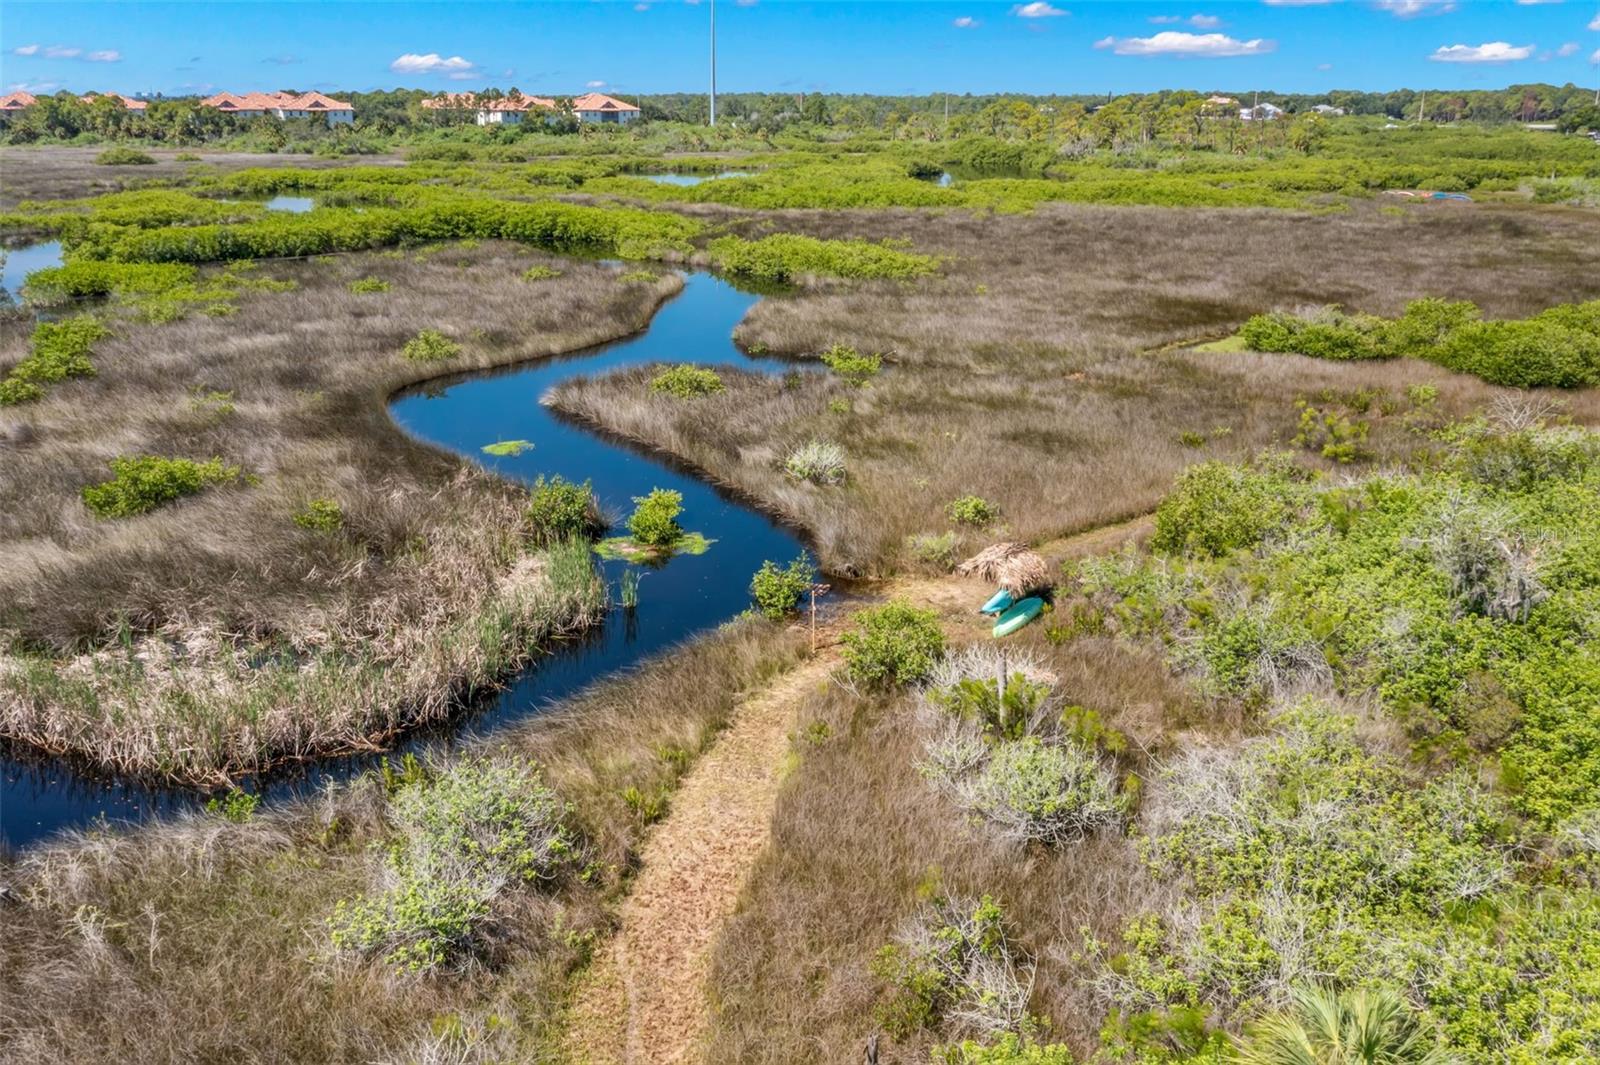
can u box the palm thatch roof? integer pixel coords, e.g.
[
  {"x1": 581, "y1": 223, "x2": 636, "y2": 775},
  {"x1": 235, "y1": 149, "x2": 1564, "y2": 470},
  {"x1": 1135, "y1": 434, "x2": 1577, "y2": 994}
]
[{"x1": 957, "y1": 542, "x2": 1051, "y2": 596}]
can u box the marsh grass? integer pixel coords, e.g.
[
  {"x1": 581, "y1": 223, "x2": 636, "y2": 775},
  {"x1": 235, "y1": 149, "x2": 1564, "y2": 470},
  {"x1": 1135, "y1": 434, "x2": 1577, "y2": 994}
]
[
  {"x1": 0, "y1": 241, "x2": 684, "y2": 777},
  {"x1": 0, "y1": 616, "x2": 808, "y2": 1064},
  {"x1": 551, "y1": 201, "x2": 1600, "y2": 576},
  {"x1": 705, "y1": 623, "x2": 1205, "y2": 1064}
]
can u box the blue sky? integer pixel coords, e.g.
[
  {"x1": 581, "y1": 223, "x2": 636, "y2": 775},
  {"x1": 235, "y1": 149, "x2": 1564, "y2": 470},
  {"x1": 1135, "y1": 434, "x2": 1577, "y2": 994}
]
[{"x1": 3, "y1": 1, "x2": 1599, "y2": 99}]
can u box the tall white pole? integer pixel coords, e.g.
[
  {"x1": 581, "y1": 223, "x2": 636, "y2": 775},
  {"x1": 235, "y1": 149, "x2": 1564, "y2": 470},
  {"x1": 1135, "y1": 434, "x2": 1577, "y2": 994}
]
[{"x1": 709, "y1": 0, "x2": 717, "y2": 127}]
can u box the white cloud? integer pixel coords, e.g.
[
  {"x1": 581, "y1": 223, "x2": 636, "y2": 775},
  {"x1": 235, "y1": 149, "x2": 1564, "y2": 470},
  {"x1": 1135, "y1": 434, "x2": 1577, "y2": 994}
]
[
  {"x1": 1593, "y1": 46, "x2": 1600, "y2": 61},
  {"x1": 1555, "y1": 41, "x2": 1581, "y2": 55},
  {"x1": 1429, "y1": 41, "x2": 1535, "y2": 62},
  {"x1": 1375, "y1": 0, "x2": 1456, "y2": 17},
  {"x1": 1514, "y1": 0, "x2": 1562, "y2": 4},
  {"x1": 1262, "y1": 0, "x2": 1336, "y2": 5},
  {"x1": 389, "y1": 52, "x2": 477, "y2": 76},
  {"x1": 44, "y1": 46, "x2": 83, "y2": 59},
  {"x1": 1094, "y1": 30, "x2": 1275, "y2": 56},
  {"x1": 1013, "y1": 2, "x2": 1067, "y2": 17},
  {"x1": 8, "y1": 79, "x2": 60, "y2": 92},
  {"x1": 1589, "y1": 12, "x2": 1600, "y2": 29},
  {"x1": 11, "y1": 44, "x2": 39, "y2": 56},
  {"x1": 1190, "y1": 13, "x2": 1224, "y2": 27},
  {"x1": 85, "y1": 50, "x2": 120, "y2": 62},
  {"x1": 734, "y1": 0, "x2": 758, "y2": 7},
  {"x1": 953, "y1": 15, "x2": 980, "y2": 27},
  {"x1": 1318, "y1": 61, "x2": 1334, "y2": 69},
  {"x1": 635, "y1": 2, "x2": 650, "y2": 9},
  {"x1": 586, "y1": 79, "x2": 607, "y2": 88}
]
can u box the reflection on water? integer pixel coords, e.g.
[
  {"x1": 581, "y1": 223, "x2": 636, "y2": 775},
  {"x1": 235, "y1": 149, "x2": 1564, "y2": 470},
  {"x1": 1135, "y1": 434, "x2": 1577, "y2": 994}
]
[
  {"x1": 1, "y1": 269, "x2": 813, "y2": 849},
  {"x1": 640, "y1": 171, "x2": 752, "y2": 186},
  {"x1": 0, "y1": 241, "x2": 64, "y2": 303},
  {"x1": 264, "y1": 195, "x2": 315, "y2": 213}
]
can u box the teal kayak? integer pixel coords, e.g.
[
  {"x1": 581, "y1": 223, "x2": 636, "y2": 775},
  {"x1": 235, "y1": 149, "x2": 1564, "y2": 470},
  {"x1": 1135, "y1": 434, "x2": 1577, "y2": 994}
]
[
  {"x1": 992, "y1": 597, "x2": 1043, "y2": 637},
  {"x1": 980, "y1": 587, "x2": 1014, "y2": 615}
]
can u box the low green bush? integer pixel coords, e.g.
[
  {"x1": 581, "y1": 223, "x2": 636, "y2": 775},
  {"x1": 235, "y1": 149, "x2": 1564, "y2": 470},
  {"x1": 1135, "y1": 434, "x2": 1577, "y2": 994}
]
[
  {"x1": 292, "y1": 498, "x2": 343, "y2": 532},
  {"x1": 401, "y1": 329, "x2": 461, "y2": 362},
  {"x1": 526, "y1": 475, "x2": 602, "y2": 545},
  {"x1": 329, "y1": 756, "x2": 575, "y2": 973},
  {"x1": 934, "y1": 1036, "x2": 1076, "y2": 1065},
  {"x1": 650, "y1": 363, "x2": 725, "y2": 397},
  {"x1": 95, "y1": 147, "x2": 156, "y2": 166},
  {"x1": 819, "y1": 344, "x2": 883, "y2": 385},
  {"x1": 749, "y1": 553, "x2": 818, "y2": 620},
  {"x1": 708, "y1": 233, "x2": 938, "y2": 283},
  {"x1": 627, "y1": 487, "x2": 684, "y2": 547},
  {"x1": 204, "y1": 788, "x2": 260, "y2": 823},
  {"x1": 0, "y1": 316, "x2": 108, "y2": 406},
  {"x1": 842, "y1": 600, "x2": 946, "y2": 689},
  {"x1": 347, "y1": 276, "x2": 390, "y2": 294},
  {"x1": 81, "y1": 455, "x2": 241, "y2": 519},
  {"x1": 1151, "y1": 462, "x2": 1290, "y2": 558},
  {"x1": 1237, "y1": 298, "x2": 1600, "y2": 389},
  {"x1": 618, "y1": 268, "x2": 658, "y2": 283},
  {"x1": 963, "y1": 736, "x2": 1124, "y2": 845},
  {"x1": 522, "y1": 264, "x2": 562, "y2": 281},
  {"x1": 947, "y1": 495, "x2": 999, "y2": 527},
  {"x1": 22, "y1": 261, "x2": 197, "y2": 304}
]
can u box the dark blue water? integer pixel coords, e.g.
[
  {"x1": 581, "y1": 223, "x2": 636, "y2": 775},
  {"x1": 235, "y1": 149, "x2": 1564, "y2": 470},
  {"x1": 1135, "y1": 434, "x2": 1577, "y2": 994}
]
[{"x1": 0, "y1": 269, "x2": 808, "y2": 850}]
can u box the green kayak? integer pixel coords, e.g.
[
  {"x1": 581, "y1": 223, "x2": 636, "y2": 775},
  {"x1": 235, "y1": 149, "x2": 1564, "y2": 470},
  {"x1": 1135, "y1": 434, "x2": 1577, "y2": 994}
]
[{"x1": 992, "y1": 597, "x2": 1043, "y2": 638}]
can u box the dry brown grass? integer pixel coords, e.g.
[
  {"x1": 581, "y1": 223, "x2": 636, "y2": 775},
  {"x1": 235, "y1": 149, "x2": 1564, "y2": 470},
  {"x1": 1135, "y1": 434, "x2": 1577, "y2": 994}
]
[
  {"x1": 0, "y1": 616, "x2": 808, "y2": 1065},
  {"x1": 0, "y1": 241, "x2": 682, "y2": 778},
  {"x1": 704, "y1": 603, "x2": 1211, "y2": 1064},
  {"x1": 0, "y1": 146, "x2": 405, "y2": 207},
  {"x1": 550, "y1": 200, "x2": 1600, "y2": 576}
]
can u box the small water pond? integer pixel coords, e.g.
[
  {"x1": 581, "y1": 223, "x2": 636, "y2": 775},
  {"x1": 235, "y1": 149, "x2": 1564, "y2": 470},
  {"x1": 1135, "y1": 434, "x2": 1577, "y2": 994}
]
[
  {"x1": 1, "y1": 267, "x2": 815, "y2": 849},
  {"x1": 639, "y1": 171, "x2": 753, "y2": 186},
  {"x1": 264, "y1": 195, "x2": 315, "y2": 213},
  {"x1": 0, "y1": 240, "x2": 64, "y2": 304}
]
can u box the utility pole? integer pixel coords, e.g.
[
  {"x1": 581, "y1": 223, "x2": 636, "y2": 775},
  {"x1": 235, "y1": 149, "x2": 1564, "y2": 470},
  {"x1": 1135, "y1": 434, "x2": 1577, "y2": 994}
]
[
  {"x1": 709, "y1": 0, "x2": 717, "y2": 127},
  {"x1": 1418, "y1": 90, "x2": 1426, "y2": 124}
]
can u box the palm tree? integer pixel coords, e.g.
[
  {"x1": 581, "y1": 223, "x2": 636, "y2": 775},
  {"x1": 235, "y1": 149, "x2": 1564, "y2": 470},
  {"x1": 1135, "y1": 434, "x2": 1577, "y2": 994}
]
[{"x1": 1235, "y1": 985, "x2": 1457, "y2": 1065}]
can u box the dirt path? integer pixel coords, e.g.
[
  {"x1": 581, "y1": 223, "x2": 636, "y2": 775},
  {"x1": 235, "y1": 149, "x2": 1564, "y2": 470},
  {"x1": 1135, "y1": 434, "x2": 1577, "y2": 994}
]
[
  {"x1": 563, "y1": 652, "x2": 840, "y2": 1065},
  {"x1": 561, "y1": 514, "x2": 1153, "y2": 1064}
]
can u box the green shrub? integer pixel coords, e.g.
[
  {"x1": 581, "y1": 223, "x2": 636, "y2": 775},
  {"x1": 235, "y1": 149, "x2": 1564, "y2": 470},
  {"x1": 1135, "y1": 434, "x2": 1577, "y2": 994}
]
[
  {"x1": 933, "y1": 1036, "x2": 1076, "y2": 1065},
  {"x1": 292, "y1": 498, "x2": 343, "y2": 532},
  {"x1": 1293, "y1": 402, "x2": 1370, "y2": 463},
  {"x1": 204, "y1": 788, "x2": 260, "y2": 823},
  {"x1": 174, "y1": 152, "x2": 202, "y2": 162},
  {"x1": 0, "y1": 316, "x2": 109, "y2": 406},
  {"x1": 708, "y1": 233, "x2": 938, "y2": 283},
  {"x1": 81, "y1": 456, "x2": 241, "y2": 519},
  {"x1": 347, "y1": 276, "x2": 390, "y2": 294},
  {"x1": 749, "y1": 553, "x2": 818, "y2": 620},
  {"x1": 522, "y1": 264, "x2": 562, "y2": 281},
  {"x1": 95, "y1": 147, "x2": 156, "y2": 166},
  {"x1": 947, "y1": 495, "x2": 999, "y2": 527},
  {"x1": 819, "y1": 344, "x2": 883, "y2": 385},
  {"x1": 401, "y1": 329, "x2": 461, "y2": 362},
  {"x1": 872, "y1": 895, "x2": 1031, "y2": 1040},
  {"x1": 962, "y1": 737, "x2": 1124, "y2": 845},
  {"x1": 785, "y1": 440, "x2": 847, "y2": 485},
  {"x1": 1236, "y1": 985, "x2": 1447, "y2": 1065},
  {"x1": 329, "y1": 756, "x2": 575, "y2": 973},
  {"x1": 627, "y1": 488, "x2": 684, "y2": 547},
  {"x1": 618, "y1": 269, "x2": 658, "y2": 283},
  {"x1": 842, "y1": 601, "x2": 945, "y2": 689},
  {"x1": 650, "y1": 363, "x2": 725, "y2": 397},
  {"x1": 23, "y1": 261, "x2": 197, "y2": 303},
  {"x1": 1151, "y1": 462, "x2": 1288, "y2": 558},
  {"x1": 526, "y1": 475, "x2": 602, "y2": 545},
  {"x1": 907, "y1": 531, "x2": 959, "y2": 570}
]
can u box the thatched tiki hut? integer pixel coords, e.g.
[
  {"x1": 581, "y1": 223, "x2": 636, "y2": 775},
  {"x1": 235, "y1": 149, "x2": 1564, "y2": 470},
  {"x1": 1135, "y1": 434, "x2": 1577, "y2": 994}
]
[{"x1": 957, "y1": 542, "x2": 1051, "y2": 597}]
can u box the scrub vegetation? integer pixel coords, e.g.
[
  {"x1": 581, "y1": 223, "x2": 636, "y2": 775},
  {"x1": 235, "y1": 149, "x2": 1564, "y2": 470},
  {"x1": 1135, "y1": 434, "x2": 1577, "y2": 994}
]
[{"x1": 2, "y1": 117, "x2": 1599, "y2": 1065}]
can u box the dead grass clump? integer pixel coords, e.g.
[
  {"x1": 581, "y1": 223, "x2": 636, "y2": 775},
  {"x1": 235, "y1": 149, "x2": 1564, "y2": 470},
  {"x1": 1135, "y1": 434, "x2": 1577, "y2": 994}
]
[
  {"x1": 957, "y1": 543, "x2": 1051, "y2": 596},
  {"x1": 0, "y1": 242, "x2": 683, "y2": 776},
  {"x1": 551, "y1": 201, "x2": 1600, "y2": 576},
  {"x1": 0, "y1": 616, "x2": 807, "y2": 1064}
]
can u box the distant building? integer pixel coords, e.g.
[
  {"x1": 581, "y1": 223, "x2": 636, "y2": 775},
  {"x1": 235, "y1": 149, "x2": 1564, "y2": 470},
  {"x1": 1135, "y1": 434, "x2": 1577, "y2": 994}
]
[
  {"x1": 81, "y1": 92, "x2": 148, "y2": 112},
  {"x1": 421, "y1": 92, "x2": 556, "y2": 125},
  {"x1": 571, "y1": 92, "x2": 640, "y2": 124},
  {"x1": 0, "y1": 91, "x2": 36, "y2": 113},
  {"x1": 1311, "y1": 104, "x2": 1345, "y2": 116},
  {"x1": 1241, "y1": 102, "x2": 1285, "y2": 122},
  {"x1": 200, "y1": 91, "x2": 354, "y2": 124},
  {"x1": 1204, "y1": 94, "x2": 1238, "y2": 108}
]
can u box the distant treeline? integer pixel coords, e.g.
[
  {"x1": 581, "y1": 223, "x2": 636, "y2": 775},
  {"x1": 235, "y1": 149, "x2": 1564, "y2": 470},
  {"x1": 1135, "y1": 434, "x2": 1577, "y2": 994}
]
[{"x1": 2, "y1": 83, "x2": 1597, "y2": 150}]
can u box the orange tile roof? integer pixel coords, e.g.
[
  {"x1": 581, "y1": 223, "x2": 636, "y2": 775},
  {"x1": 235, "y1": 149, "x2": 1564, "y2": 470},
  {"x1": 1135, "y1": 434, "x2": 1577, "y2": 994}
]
[
  {"x1": 81, "y1": 92, "x2": 148, "y2": 111},
  {"x1": 0, "y1": 91, "x2": 36, "y2": 111},
  {"x1": 570, "y1": 92, "x2": 639, "y2": 113},
  {"x1": 200, "y1": 90, "x2": 351, "y2": 112}
]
